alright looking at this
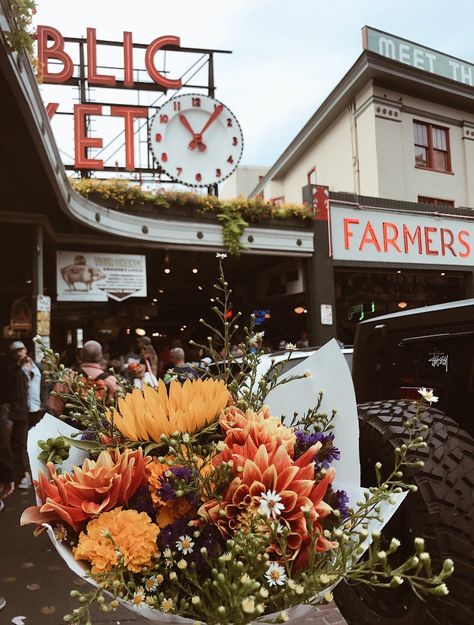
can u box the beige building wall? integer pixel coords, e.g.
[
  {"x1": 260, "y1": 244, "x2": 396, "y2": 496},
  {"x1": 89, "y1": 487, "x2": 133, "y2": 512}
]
[
  {"x1": 220, "y1": 166, "x2": 269, "y2": 199},
  {"x1": 255, "y1": 78, "x2": 474, "y2": 209},
  {"x1": 372, "y1": 85, "x2": 474, "y2": 206},
  {"x1": 263, "y1": 109, "x2": 355, "y2": 204},
  {"x1": 353, "y1": 89, "x2": 380, "y2": 197}
]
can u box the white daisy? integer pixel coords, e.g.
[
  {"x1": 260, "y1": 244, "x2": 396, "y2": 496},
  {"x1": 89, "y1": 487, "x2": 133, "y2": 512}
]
[
  {"x1": 249, "y1": 331, "x2": 265, "y2": 347},
  {"x1": 265, "y1": 562, "x2": 287, "y2": 587},
  {"x1": 216, "y1": 253, "x2": 228, "y2": 259},
  {"x1": 285, "y1": 342, "x2": 296, "y2": 351},
  {"x1": 259, "y1": 489, "x2": 285, "y2": 519},
  {"x1": 144, "y1": 577, "x2": 158, "y2": 592},
  {"x1": 132, "y1": 587, "x2": 146, "y2": 606},
  {"x1": 418, "y1": 387, "x2": 439, "y2": 404},
  {"x1": 161, "y1": 597, "x2": 174, "y2": 612},
  {"x1": 176, "y1": 535, "x2": 194, "y2": 555}
]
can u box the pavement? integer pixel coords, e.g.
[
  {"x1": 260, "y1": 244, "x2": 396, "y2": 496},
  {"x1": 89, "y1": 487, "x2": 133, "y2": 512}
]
[{"x1": 0, "y1": 489, "x2": 348, "y2": 625}]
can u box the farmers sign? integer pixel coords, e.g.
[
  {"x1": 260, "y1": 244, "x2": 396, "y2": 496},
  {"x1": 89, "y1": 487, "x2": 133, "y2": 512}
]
[
  {"x1": 330, "y1": 205, "x2": 473, "y2": 266},
  {"x1": 57, "y1": 252, "x2": 147, "y2": 301}
]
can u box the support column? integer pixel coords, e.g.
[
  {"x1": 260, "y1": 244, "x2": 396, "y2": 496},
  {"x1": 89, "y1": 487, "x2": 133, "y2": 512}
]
[
  {"x1": 32, "y1": 224, "x2": 44, "y2": 296},
  {"x1": 464, "y1": 270, "x2": 474, "y2": 298},
  {"x1": 302, "y1": 185, "x2": 337, "y2": 346}
]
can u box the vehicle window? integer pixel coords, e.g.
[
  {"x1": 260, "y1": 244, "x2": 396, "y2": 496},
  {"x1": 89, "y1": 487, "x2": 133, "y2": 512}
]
[
  {"x1": 266, "y1": 358, "x2": 307, "y2": 381},
  {"x1": 267, "y1": 352, "x2": 352, "y2": 381}
]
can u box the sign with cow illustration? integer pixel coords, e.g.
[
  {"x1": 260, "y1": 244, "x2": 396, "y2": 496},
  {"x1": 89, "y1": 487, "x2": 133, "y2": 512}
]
[{"x1": 57, "y1": 252, "x2": 147, "y2": 302}]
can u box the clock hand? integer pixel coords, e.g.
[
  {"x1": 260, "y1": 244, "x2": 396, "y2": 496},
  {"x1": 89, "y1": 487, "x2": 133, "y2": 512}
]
[
  {"x1": 187, "y1": 105, "x2": 224, "y2": 152},
  {"x1": 179, "y1": 113, "x2": 201, "y2": 151},
  {"x1": 199, "y1": 103, "x2": 224, "y2": 137}
]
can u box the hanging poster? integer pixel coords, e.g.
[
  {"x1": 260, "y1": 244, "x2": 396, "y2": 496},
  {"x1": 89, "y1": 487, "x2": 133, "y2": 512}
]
[
  {"x1": 57, "y1": 252, "x2": 147, "y2": 302},
  {"x1": 36, "y1": 294, "x2": 51, "y2": 335}
]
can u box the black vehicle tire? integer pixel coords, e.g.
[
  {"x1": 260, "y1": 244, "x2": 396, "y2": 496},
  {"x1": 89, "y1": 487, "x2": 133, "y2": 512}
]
[{"x1": 334, "y1": 399, "x2": 474, "y2": 625}]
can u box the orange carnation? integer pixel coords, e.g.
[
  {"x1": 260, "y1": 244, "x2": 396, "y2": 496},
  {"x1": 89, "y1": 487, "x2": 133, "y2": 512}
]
[
  {"x1": 74, "y1": 507, "x2": 159, "y2": 573},
  {"x1": 220, "y1": 405, "x2": 296, "y2": 455}
]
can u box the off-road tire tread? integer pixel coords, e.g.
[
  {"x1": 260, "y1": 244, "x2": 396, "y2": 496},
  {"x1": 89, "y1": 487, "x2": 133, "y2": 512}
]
[{"x1": 334, "y1": 399, "x2": 473, "y2": 625}]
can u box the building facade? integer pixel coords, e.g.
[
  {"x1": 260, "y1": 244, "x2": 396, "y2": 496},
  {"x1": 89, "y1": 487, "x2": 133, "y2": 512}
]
[
  {"x1": 243, "y1": 29, "x2": 474, "y2": 345},
  {"x1": 250, "y1": 28, "x2": 474, "y2": 210},
  {"x1": 220, "y1": 166, "x2": 269, "y2": 199}
]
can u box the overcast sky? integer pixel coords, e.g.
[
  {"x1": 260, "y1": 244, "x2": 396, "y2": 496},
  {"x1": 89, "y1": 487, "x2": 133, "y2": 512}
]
[{"x1": 33, "y1": 0, "x2": 474, "y2": 170}]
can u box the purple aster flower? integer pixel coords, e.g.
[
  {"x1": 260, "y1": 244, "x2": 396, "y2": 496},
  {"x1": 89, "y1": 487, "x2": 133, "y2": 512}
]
[
  {"x1": 170, "y1": 466, "x2": 193, "y2": 482},
  {"x1": 295, "y1": 430, "x2": 341, "y2": 469},
  {"x1": 127, "y1": 485, "x2": 155, "y2": 517},
  {"x1": 158, "y1": 518, "x2": 223, "y2": 563},
  {"x1": 157, "y1": 480, "x2": 176, "y2": 502},
  {"x1": 329, "y1": 489, "x2": 350, "y2": 519},
  {"x1": 158, "y1": 518, "x2": 191, "y2": 551},
  {"x1": 80, "y1": 427, "x2": 97, "y2": 441}
]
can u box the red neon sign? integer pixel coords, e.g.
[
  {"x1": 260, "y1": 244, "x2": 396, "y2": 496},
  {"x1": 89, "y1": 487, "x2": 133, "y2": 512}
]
[
  {"x1": 37, "y1": 25, "x2": 182, "y2": 90},
  {"x1": 37, "y1": 25, "x2": 231, "y2": 174},
  {"x1": 342, "y1": 217, "x2": 472, "y2": 259},
  {"x1": 38, "y1": 25, "x2": 185, "y2": 170}
]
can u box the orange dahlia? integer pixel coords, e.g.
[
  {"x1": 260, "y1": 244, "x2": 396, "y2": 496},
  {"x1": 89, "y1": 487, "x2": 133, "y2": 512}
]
[
  {"x1": 74, "y1": 507, "x2": 159, "y2": 573},
  {"x1": 199, "y1": 438, "x2": 336, "y2": 559},
  {"x1": 106, "y1": 378, "x2": 230, "y2": 442},
  {"x1": 21, "y1": 448, "x2": 149, "y2": 533},
  {"x1": 220, "y1": 405, "x2": 296, "y2": 454}
]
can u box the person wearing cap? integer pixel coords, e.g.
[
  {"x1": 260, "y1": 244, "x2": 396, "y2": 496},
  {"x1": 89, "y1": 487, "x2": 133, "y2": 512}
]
[{"x1": 7, "y1": 341, "x2": 47, "y2": 489}]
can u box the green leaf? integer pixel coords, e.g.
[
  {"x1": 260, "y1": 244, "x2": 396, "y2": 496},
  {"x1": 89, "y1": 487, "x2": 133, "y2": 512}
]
[
  {"x1": 61, "y1": 435, "x2": 106, "y2": 452},
  {"x1": 144, "y1": 442, "x2": 162, "y2": 455}
]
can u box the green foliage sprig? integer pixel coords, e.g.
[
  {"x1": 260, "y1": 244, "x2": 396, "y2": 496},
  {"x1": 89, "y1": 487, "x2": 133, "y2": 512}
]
[
  {"x1": 4, "y1": 1, "x2": 37, "y2": 57},
  {"x1": 70, "y1": 178, "x2": 312, "y2": 255}
]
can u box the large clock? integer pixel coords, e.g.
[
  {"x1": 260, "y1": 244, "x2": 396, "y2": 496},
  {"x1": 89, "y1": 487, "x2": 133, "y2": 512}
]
[{"x1": 149, "y1": 93, "x2": 244, "y2": 187}]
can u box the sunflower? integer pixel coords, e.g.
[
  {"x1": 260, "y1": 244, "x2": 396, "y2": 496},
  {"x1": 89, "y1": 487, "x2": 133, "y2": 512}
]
[{"x1": 106, "y1": 378, "x2": 229, "y2": 442}]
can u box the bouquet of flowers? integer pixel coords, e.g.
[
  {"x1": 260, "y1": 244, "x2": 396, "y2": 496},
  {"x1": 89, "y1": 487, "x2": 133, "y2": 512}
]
[{"x1": 22, "y1": 258, "x2": 452, "y2": 625}]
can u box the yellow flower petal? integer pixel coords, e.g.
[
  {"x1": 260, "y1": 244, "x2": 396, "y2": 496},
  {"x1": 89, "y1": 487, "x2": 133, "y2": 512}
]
[{"x1": 110, "y1": 379, "x2": 229, "y2": 442}]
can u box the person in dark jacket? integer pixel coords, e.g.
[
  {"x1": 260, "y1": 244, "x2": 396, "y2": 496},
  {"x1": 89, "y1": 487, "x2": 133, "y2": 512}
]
[
  {"x1": 0, "y1": 407, "x2": 14, "y2": 611},
  {"x1": 7, "y1": 341, "x2": 47, "y2": 490},
  {"x1": 164, "y1": 347, "x2": 198, "y2": 383},
  {"x1": 0, "y1": 412, "x2": 14, "y2": 511}
]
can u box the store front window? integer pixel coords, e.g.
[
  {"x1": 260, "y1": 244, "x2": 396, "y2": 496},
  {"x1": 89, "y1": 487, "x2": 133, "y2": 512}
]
[{"x1": 334, "y1": 267, "x2": 466, "y2": 345}]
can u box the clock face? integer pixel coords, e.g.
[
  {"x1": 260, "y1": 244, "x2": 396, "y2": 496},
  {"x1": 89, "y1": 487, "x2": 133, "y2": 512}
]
[{"x1": 149, "y1": 94, "x2": 244, "y2": 187}]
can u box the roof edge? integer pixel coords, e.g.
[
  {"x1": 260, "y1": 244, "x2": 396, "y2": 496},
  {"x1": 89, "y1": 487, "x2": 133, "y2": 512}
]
[{"x1": 250, "y1": 50, "x2": 474, "y2": 197}]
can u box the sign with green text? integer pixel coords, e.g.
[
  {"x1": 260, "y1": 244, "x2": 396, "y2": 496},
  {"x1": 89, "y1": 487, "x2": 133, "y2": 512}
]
[{"x1": 363, "y1": 26, "x2": 474, "y2": 87}]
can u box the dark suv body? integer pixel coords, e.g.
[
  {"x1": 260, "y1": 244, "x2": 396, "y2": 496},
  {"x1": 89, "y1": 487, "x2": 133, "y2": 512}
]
[
  {"x1": 352, "y1": 298, "x2": 474, "y2": 436},
  {"x1": 335, "y1": 298, "x2": 474, "y2": 625}
]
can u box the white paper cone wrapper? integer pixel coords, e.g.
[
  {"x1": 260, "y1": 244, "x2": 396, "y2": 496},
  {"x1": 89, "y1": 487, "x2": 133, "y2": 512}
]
[{"x1": 27, "y1": 339, "x2": 407, "y2": 623}]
